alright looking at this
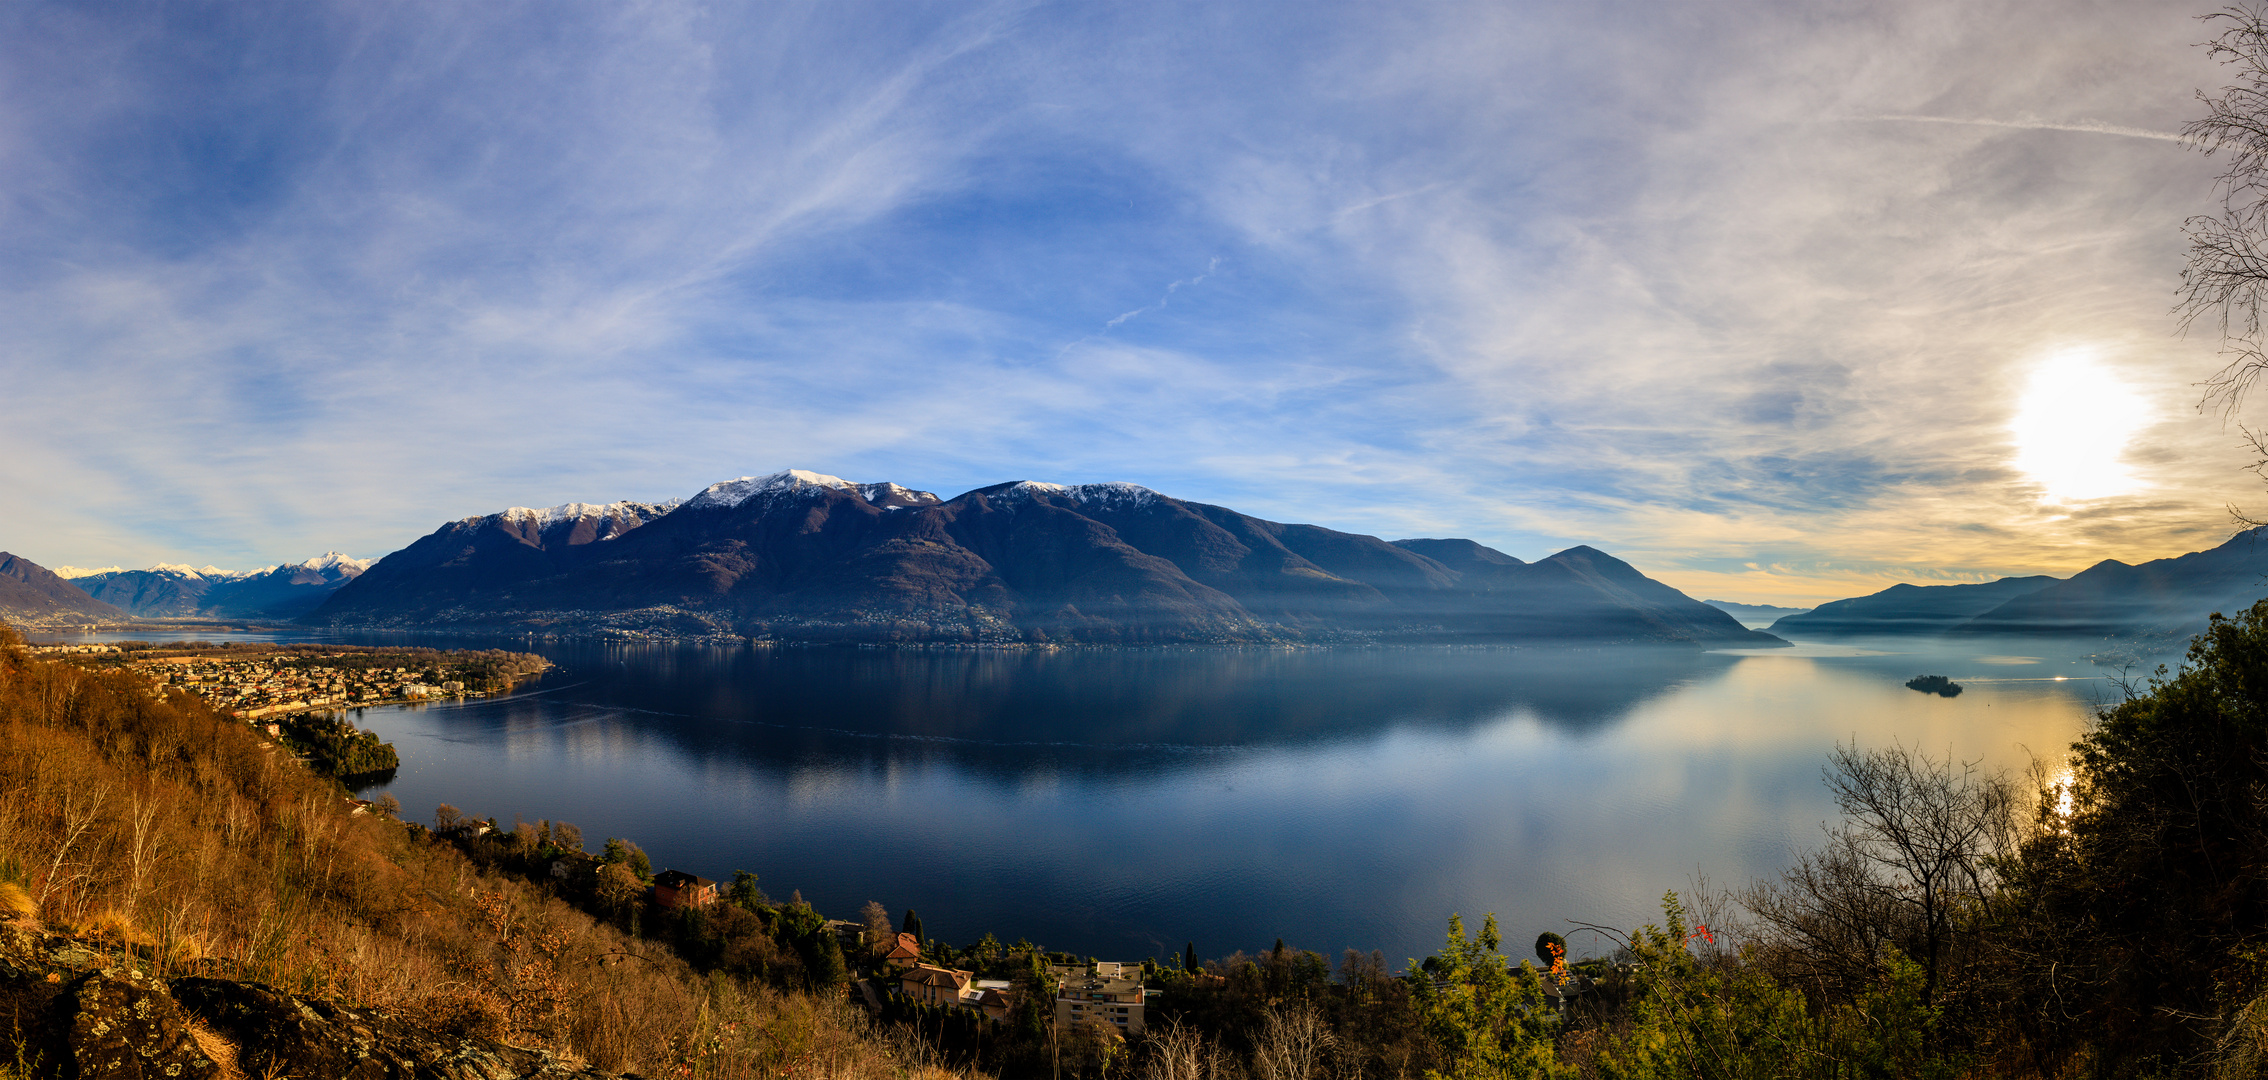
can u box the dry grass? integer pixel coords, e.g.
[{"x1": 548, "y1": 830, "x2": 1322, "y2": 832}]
[{"x1": 0, "y1": 628, "x2": 968, "y2": 1079}]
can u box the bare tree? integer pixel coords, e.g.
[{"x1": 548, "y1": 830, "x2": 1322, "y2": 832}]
[
  {"x1": 1252, "y1": 1001, "x2": 1335, "y2": 1080},
  {"x1": 123, "y1": 790, "x2": 164, "y2": 923},
  {"x1": 37, "y1": 781, "x2": 109, "y2": 916},
  {"x1": 859, "y1": 900, "x2": 893, "y2": 957},
  {"x1": 434, "y1": 803, "x2": 463, "y2": 832},
  {"x1": 1744, "y1": 742, "x2": 2017, "y2": 1006},
  {"x1": 1144, "y1": 1020, "x2": 1209, "y2": 1080},
  {"x1": 2185, "y1": 6, "x2": 2268, "y2": 415},
  {"x1": 595, "y1": 862, "x2": 644, "y2": 913}
]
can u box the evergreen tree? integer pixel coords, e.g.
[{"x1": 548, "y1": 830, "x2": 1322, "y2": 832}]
[
  {"x1": 902, "y1": 907, "x2": 923, "y2": 946},
  {"x1": 811, "y1": 925, "x2": 850, "y2": 989}
]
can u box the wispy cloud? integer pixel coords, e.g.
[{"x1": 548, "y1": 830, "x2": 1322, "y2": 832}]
[
  {"x1": 1102, "y1": 257, "x2": 1219, "y2": 329},
  {"x1": 1859, "y1": 113, "x2": 2186, "y2": 143},
  {"x1": 0, "y1": 0, "x2": 2252, "y2": 605}
]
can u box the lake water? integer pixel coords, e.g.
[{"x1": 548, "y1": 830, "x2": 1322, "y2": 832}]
[{"x1": 37, "y1": 628, "x2": 2151, "y2": 966}]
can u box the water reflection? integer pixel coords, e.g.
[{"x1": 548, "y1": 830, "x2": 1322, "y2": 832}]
[{"x1": 33, "y1": 628, "x2": 2156, "y2": 964}]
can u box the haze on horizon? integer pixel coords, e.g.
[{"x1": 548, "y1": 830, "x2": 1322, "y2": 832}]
[{"x1": 0, "y1": 0, "x2": 2256, "y2": 606}]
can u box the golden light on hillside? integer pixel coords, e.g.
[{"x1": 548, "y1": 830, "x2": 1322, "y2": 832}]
[{"x1": 2008, "y1": 349, "x2": 2149, "y2": 503}]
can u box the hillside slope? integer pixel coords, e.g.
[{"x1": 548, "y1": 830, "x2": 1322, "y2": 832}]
[
  {"x1": 0, "y1": 629, "x2": 936, "y2": 1078},
  {"x1": 1954, "y1": 527, "x2": 2268, "y2": 642},
  {"x1": 0, "y1": 552, "x2": 131, "y2": 626}
]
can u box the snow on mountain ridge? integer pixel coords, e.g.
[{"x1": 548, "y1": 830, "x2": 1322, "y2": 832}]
[
  {"x1": 287, "y1": 552, "x2": 374, "y2": 576},
  {"x1": 684, "y1": 470, "x2": 859, "y2": 510},
  {"x1": 51, "y1": 566, "x2": 125, "y2": 579},
  {"x1": 987, "y1": 481, "x2": 1162, "y2": 509},
  {"x1": 493, "y1": 500, "x2": 684, "y2": 529}
]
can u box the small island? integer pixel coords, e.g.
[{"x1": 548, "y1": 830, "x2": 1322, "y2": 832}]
[{"x1": 1905, "y1": 674, "x2": 1963, "y2": 697}]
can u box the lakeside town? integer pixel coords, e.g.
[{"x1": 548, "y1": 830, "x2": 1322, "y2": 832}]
[{"x1": 28, "y1": 638, "x2": 553, "y2": 721}]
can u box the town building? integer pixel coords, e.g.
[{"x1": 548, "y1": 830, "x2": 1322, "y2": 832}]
[
  {"x1": 1055, "y1": 966, "x2": 1146, "y2": 1035},
  {"x1": 901, "y1": 964, "x2": 972, "y2": 1007},
  {"x1": 883, "y1": 932, "x2": 922, "y2": 966},
  {"x1": 651, "y1": 869, "x2": 716, "y2": 909}
]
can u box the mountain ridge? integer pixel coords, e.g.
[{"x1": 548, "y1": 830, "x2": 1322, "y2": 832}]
[
  {"x1": 310, "y1": 470, "x2": 1782, "y2": 647},
  {"x1": 70, "y1": 552, "x2": 374, "y2": 619}
]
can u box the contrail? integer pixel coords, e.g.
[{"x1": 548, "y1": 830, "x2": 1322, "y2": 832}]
[{"x1": 1863, "y1": 114, "x2": 2184, "y2": 143}]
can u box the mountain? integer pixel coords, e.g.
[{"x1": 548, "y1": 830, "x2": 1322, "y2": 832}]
[
  {"x1": 310, "y1": 471, "x2": 1781, "y2": 646},
  {"x1": 0, "y1": 552, "x2": 132, "y2": 626},
  {"x1": 1953, "y1": 527, "x2": 2268, "y2": 641},
  {"x1": 1768, "y1": 576, "x2": 2061, "y2": 637},
  {"x1": 1703, "y1": 600, "x2": 1810, "y2": 620},
  {"x1": 204, "y1": 552, "x2": 374, "y2": 618},
  {"x1": 72, "y1": 553, "x2": 373, "y2": 618}
]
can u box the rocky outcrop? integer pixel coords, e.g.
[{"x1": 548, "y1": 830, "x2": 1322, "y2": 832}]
[
  {"x1": 0, "y1": 935, "x2": 621, "y2": 1080},
  {"x1": 173, "y1": 977, "x2": 614, "y2": 1080}
]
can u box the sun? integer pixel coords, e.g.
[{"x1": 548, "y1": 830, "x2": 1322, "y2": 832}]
[{"x1": 2008, "y1": 349, "x2": 2150, "y2": 503}]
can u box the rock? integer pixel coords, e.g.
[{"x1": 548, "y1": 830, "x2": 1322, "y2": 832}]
[
  {"x1": 67, "y1": 967, "x2": 220, "y2": 1080},
  {"x1": 171, "y1": 976, "x2": 614, "y2": 1080},
  {"x1": 0, "y1": 961, "x2": 72, "y2": 1076}
]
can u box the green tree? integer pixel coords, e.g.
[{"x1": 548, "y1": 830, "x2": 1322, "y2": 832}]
[
  {"x1": 727, "y1": 870, "x2": 765, "y2": 911},
  {"x1": 1582, "y1": 894, "x2": 1835, "y2": 1080},
  {"x1": 1406, "y1": 913, "x2": 1566, "y2": 1079},
  {"x1": 901, "y1": 907, "x2": 923, "y2": 946},
  {"x1": 810, "y1": 925, "x2": 849, "y2": 989},
  {"x1": 2013, "y1": 599, "x2": 2268, "y2": 1066}
]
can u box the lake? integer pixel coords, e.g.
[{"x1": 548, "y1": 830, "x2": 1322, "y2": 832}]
[{"x1": 40, "y1": 627, "x2": 2148, "y2": 966}]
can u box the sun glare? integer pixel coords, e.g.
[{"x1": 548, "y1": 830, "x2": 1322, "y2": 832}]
[{"x1": 2008, "y1": 350, "x2": 2149, "y2": 502}]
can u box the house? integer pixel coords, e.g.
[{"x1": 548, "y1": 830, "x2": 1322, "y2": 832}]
[
  {"x1": 974, "y1": 981, "x2": 1015, "y2": 1022},
  {"x1": 1056, "y1": 967, "x2": 1146, "y2": 1036},
  {"x1": 651, "y1": 869, "x2": 717, "y2": 909},
  {"x1": 883, "y1": 932, "x2": 922, "y2": 966},
  {"x1": 901, "y1": 964, "x2": 972, "y2": 1007}
]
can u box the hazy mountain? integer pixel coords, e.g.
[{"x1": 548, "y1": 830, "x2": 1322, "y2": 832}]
[
  {"x1": 0, "y1": 553, "x2": 132, "y2": 626},
  {"x1": 1768, "y1": 576, "x2": 2061, "y2": 637},
  {"x1": 72, "y1": 553, "x2": 372, "y2": 618},
  {"x1": 311, "y1": 471, "x2": 1780, "y2": 646},
  {"x1": 1953, "y1": 527, "x2": 2268, "y2": 642},
  {"x1": 1703, "y1": 600, "x2": 1810, "y2": 619}
]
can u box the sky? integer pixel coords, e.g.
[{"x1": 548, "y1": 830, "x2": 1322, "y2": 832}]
[{"x1": 0, "y1": 0, "x2": 2258, "y2": 604}]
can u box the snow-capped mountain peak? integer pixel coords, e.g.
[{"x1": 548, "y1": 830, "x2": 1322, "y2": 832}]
[
  {"x1": 50, "y1": 565, "x2": 124, "y2": 579},
  {"x1": 685, "y1": 470, "x2": 858, "y2": 510},
  {"x1": 287, "y1": 552, "x2": 374, "y2": 576},
  {"x1": 147, "y1": 562, "x2": 215, "y2": 578},
  {"x1": 684, "y1": 471, "x2": 947, "y2": 512},
  {"x1": 987, "y1": 481, "x2": 1162, "y2": 509}
]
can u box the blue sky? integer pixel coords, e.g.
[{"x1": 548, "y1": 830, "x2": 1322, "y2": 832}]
[{"x1": 0, "y1": 0, "x2": 2252, "y2": 603}]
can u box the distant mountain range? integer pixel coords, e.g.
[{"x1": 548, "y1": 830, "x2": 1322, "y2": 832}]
[
  {"x1": 1768, "y1": 576, "x2": 2063, "y2": 637},
  {"x1": 65, "y1": 553, "x2": 373, "y2": 619},
  {"x1": 1767, "y1": 527, "x2": 2268, "y2": 646},
  {"x1": 306, "y1": 470, "x2": 1782, "y2": 646},
  {"x1": 1702, "y1": 599, "x2": 1810, "y2": 621}
]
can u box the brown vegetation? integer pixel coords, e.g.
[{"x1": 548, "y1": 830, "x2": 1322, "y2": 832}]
[{"x1": 0, "y1": 625, "x2": 978, "y2": 1078}]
